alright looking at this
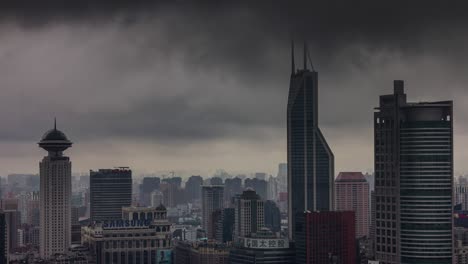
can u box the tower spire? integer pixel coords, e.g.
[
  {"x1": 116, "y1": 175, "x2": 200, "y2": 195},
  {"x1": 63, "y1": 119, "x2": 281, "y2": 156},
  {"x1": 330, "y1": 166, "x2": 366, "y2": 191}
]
[
  {"x1": 54, "y1": 117, "x2": 57, "y2": 130},
  {"x1": 291, "y1": 39, "x2": 296, "y2": 74},
  {"x1": 303, "y1": 41, "x2": 307, "y2": 70}
]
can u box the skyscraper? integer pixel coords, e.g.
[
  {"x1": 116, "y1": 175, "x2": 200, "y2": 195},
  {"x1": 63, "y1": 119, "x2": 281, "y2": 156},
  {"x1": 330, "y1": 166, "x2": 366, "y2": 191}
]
[
  {"x1": 186, "y1": 175, "x2": 203, "y2": 201},
  {"x1": 202, "y1": 185, "x2": 224, "y2": 239},
  {"x1": 335, "y1": 172, "x2": 370, "y2": 238},
  {"x1": 90, "y1": 168, "x2": 132, "y2": 222},
  {"x1": 374, "y1": 81, "x2": 453, "y2": 264},
  {"x1": 38, "y1": 121, "x2": 73, "y2": 258},
  {"x1": 287, "y1": 43, "x2": 334, "y2": 244},
  {"x1": 234, "y1": 188, "x2": 265, "y2": 239}
]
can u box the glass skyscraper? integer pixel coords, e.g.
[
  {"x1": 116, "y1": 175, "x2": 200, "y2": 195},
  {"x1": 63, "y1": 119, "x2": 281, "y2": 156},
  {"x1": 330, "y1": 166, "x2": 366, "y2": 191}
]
[
  {"x1": 90, "y1": 168, "x2": 132, "y2": 222},
  {"x1": 374, "y1": 81, "x2": 453, "y2": 264},
  {"x1": 287, "y1": 43, "x2": 334, "y2": 263}
]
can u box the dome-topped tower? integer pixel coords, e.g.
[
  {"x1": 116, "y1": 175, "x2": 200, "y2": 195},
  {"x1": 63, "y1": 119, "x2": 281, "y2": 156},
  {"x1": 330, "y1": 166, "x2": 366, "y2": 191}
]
[{"x1": 38, "y1": 119, "x2": 72, "y2": 154}]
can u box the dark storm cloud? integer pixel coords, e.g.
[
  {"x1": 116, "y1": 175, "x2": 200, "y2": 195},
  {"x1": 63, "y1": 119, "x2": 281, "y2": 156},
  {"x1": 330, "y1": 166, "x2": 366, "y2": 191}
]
[{"x1": 2, "y1": 1, "x2": 468, "y2": 174}]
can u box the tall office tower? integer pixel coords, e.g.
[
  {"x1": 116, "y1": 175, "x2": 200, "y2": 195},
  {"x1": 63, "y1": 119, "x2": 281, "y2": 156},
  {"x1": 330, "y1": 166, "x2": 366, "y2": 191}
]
[
  {"x1": 255, "y1": 172, "x2": 267, "y2": 181},
  {"x1": 138, "y1": 177, "x2": 160, "y2": 206},
  {"x1": 277, "y1": 163, "x2": 287, "y2": 192},
  {"x1": 234, "y1": 189, "x2": 265, "y2": 239},
  {"x1": 89, "y1": 168, "x2": 132, "y2": 222},
  {"x1": 455, "y1": 183, "x2": 468, "y2": 210},
  {"x1": 335, "y1": 172, "x2": 370, "y2": 238},
  {"x1": 160, "y1": 181, "x2": 178, "y2": 208},
  {"x1": 296, "y1": 211, "x2": 356, "y2": 264},
  {"x1": 287, "y1": 43, "x2": 334, "y2": 243},
  {"x1": 264, "y1": 200, "x2": 281, "y2": 233},
  {"x1": 186, "y1": 175, "x2": 203, "y2": 201},
  {"x1": 374, "y1": 81, "x2": 453, "y2": 264},
  {"x1": 201, "y1": 185, "x2": 224, "y2": 239},
  {"x1": 244, "y1": 178, "x2": 267, "y2": 200},
  {"x1": 38, "y1": 122, "x2": 73, "y2": 258}
]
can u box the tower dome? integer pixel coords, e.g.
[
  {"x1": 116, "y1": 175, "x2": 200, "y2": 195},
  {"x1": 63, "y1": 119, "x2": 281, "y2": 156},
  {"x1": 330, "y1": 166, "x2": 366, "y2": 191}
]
[{"x1": 38, "y1": 119, "x2": 72, "y2": 153}]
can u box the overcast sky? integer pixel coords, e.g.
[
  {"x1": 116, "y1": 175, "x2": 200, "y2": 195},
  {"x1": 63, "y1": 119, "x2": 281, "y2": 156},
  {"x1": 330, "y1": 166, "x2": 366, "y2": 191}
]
[{"x1": 1, "y1": 1, "x2": 468, "y2": 177}]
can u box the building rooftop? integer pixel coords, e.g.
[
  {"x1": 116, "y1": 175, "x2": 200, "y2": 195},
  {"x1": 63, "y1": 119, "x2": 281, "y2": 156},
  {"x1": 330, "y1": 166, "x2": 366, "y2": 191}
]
[{"x1": 335, "y1": 172, "x2": 367, "y2": 182}]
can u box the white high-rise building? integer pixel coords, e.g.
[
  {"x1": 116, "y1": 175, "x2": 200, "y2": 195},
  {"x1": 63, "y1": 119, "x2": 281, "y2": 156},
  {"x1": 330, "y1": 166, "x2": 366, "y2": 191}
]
[{"x1": 38, "y1": 121, "x2": 72, "y2": 259}]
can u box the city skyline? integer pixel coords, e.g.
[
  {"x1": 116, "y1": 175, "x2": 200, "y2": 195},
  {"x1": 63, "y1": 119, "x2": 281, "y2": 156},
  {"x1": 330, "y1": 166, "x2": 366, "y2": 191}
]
[{"x1": 2, "y1": 3, "x2": 468, "y2": 176}]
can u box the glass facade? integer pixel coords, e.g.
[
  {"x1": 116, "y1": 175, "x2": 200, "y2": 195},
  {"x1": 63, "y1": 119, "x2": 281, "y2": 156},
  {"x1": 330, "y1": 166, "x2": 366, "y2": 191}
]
[
  {"x1": 374, "y1": 81, "x2": 453, "y2": 264},
  {"x1": 287, "y1": 67, "x2": 334, "y2": 264},
  {"x1": 90, "y1": 169, "x2": 133, "y2": 222}
]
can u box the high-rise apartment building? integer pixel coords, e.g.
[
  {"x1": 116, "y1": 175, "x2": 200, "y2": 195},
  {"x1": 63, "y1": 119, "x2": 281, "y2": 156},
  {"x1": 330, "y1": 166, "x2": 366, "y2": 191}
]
[
  {"x1": 38, "y1": 121, "x2": 73, "y2": 258},
  {"x1": 234, "y1": 189, "x2": 264, "y2": 239},
  {"x1": 277, "y1": 163, "x2": 287, "y2": 193},
  {"x1": 202, "y1": 185, "x2": 224, "y2": 239},
  {"x1": 374, "y1": 81, "x2": 453, "y2": 264},
  {"x1": 90, "y1": 168, "x2": 132, "y2": 222},
  {"x1": 335, "y1": 172, "x2": 370, "y2": 238},
  {"x1": 186, "y1": 175, "x2": 203, "y2": 201},
  {"x1": 456, "y1": 183, "x2": 468, "y2": 210}
]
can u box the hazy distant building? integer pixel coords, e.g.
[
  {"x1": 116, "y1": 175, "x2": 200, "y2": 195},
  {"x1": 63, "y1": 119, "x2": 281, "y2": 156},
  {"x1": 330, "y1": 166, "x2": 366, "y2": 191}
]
[
  {"x1": 202, "y1": 185, "x2": 224, "y2": 239},
  {"x1": 374, "y1": 81, "x2": 453, "y2": 264},
  {"x1": 244, "y1": 178, "x2": 267, "y2": 200},
  {"x1": 234, "y1": 189, "x2": 264, "y2": 239},
  {"x1": 138, "y1": 177, "x2": 160, "y2": 206},
  {"x1": 254, "y1": 173, "x2": 267, "y2": 181},
  {"x1": 90, "y1": 168, "x2": 132, "y2": 222},
  {"x1": 335, "y1": 172, "x2": 370, "y2": 238},
  {"x1": 150, "y1": 190, "x2": 164, "y2": 207},
  {"x1": 210, "y1": 177, "x2": 224, "y2": 186},
  {"x1": 264, "y1": 200, "x2": 281, "y2": 233},
  {"x1": 224, "y1": 177, "x2": 242, "y2": 204},
  {"x1": 1, "y1": 209, "x2": 20, "y2": 252},
  {"x1": 267, "y1": 176, "x2": 278, "y2": 201},
  {"x1": 456, "y1": 183, "x2": 468, "y2": 210},
  {"x1": 38, "y1": 121, "x2": 73, "y2": 258},
  {"x1": 186, "y1": 175, "x2": 203, "y2": 201},
  {"x1": 277, "y1": 163, "x2": 287, "y2": 193}
]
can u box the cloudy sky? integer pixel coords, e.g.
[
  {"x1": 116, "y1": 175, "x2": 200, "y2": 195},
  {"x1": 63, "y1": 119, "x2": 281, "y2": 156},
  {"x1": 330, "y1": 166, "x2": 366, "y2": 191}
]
[{"x1": 1, "y1": 1, "x2": 468, "y2": 177}]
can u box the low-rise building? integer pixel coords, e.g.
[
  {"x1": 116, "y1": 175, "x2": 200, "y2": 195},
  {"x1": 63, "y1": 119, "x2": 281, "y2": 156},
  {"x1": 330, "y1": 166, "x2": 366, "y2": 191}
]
[
  {"x1": 82, "y1": 204, "x2": 172, "y2": 264},
  {"x1": 174, "y1": 240, "x2": 230, "y2": 264}
]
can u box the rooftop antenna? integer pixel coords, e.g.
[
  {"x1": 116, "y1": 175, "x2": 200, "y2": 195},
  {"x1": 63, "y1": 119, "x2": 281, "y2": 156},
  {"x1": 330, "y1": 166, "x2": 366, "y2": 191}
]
[
  {"x1": 291, "y1": 39, "x2": 296, "y2": 74},
  {"x1": 303, "y1": 41, "x2": 307, "y2": 70},
  {"x1": 307, "y1": 49, "x2": 315, "y2": 72},
  {"x1": 54, "y1": 117, "x2": 57, "y2": 130}
]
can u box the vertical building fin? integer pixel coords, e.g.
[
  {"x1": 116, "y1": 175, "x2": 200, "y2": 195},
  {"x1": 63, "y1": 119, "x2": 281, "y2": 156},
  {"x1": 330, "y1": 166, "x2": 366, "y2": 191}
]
[
  {"x1": 303, "y1": 41, "x2": 307, "y2": 70},
  {"x1": 291, "y1": 39, "x2": 296, "y2": 74}
]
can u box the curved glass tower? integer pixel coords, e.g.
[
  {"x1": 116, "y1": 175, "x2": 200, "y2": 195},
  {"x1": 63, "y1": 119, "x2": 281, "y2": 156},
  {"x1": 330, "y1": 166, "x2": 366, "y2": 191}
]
[
  {"x1": 287, "y1": 43, "x2": 334, "y2": 263},
  {"x1": 374, "y1": 81, "x2": 453, "y2": 264}
]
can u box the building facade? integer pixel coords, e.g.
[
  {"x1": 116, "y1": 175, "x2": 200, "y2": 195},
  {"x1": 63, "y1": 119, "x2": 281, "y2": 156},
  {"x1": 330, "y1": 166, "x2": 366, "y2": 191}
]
[
  {"x1": 230, "y1": 229, "x2": 294, "y2": 264},
  {"x1": 287, "y1": 43, "x2": 334, "y2": 263},
  {"x1": 234, "y1": 189, "x2": 264, "y2": 239},
  {"x1": 38, "y1": 122, "x2": 73, "y2": 258},
  {"x1": 202, "y1": 185, "x2": 224, "y2": 239},
  {"x1": 82, "y1": 205, "x2": 172, "y2": 264},
  {"x1": 296, "y1": 211, "x2": 356, "y2": 264},
  {"x1": 374, "y1": 81, "x2": 453, "y2": 264},
  {"x1": 174, "y1": 240, "x2": 230, "y2": 264},
  {"x1": 456, "y1": 183, "x2": 468, "y2": 210},
  {"x1": 90, "y1": 168, "x2": 132, "y2": 222},
  {"x1": 0, "y1": 211, "x2": 7, "y2": 263},
  {"x1": 335, "y1": 172, "x2": 370, "y2": 238}
]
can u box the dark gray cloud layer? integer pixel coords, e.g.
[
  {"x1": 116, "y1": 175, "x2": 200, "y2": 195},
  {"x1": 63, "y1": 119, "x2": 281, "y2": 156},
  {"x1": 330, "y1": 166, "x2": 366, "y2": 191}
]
[{"x1": 1, "y1": 1, "x2": 468, "y2": 174}]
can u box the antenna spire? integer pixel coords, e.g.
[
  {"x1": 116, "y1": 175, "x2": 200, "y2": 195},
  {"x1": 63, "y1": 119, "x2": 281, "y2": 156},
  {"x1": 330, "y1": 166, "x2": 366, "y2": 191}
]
[
  {"x1": 291, "y1": 39, "x2": 296, "y2": 74},
  {"x1": 303, "y1": 41, "x2": 307, "y2": 70},
  {"x1": 54, "y1": 117, "x2": 57, "y2": 130}
]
